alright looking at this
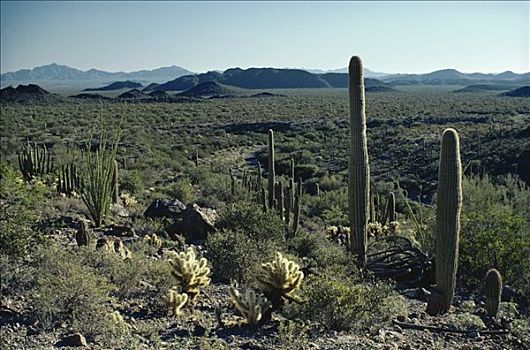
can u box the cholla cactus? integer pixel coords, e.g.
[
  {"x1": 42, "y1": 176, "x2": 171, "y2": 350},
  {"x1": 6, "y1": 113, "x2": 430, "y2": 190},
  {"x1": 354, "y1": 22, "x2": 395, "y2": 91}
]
[
  {"x1": 120, "y1": 193, "x2": 137, "y2": 208},
  {"x1": 387, "y1": 221, "x2": 400, "y2": 235},
  {"x1": 258, "y1": 252, "x2": 304, "y2": 309},
  {"x1": 114, "y1": 240, "x2": 132, "y2": 260},
  {"x1": 108, "y1": 310, "x2": 128, "y2": 334},
  {"x1": 368, "y1": 222, "x2": 384, "y2": 237},
  {"x1": 167, "y1": 288, "x2": 189, "y2": 316},
  {"x1": 144, "y1": 233, "x2": 162, "y2": 250},
  {"x1": 167, "y1": 247, "x2": 211, "y2": 303},
  {"x1": 229, "y1": 285, "x2": 271, "y2": 325}
]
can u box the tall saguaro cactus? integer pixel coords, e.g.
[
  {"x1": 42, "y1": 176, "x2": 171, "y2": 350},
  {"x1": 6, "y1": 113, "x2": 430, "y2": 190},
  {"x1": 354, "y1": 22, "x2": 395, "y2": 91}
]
[
  {"x1": 268, "y1": 129, "x2": 276, "y2": 209},
  {"x1": 348, "y1": 56, "x2": 370, "y2": 267},
  {"x1": 434, "y1": 128, "x2": 462, "y2": 313}
]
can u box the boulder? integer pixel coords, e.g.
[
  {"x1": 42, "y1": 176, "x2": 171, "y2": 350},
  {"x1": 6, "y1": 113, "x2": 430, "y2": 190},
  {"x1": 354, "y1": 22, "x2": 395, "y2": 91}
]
[
  {"x1": 55, "y1": 333, "x2": 88, "y2": 347},
  {"x1": 166, "y1": 204, "x2": 217, "y2": 242},
  {"x1": 144, "y1": 198, "x2": 186, "y2": 219}
]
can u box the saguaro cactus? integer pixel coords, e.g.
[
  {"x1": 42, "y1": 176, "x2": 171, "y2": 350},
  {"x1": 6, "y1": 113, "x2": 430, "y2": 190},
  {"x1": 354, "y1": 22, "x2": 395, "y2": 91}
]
[
  {"x1": 348, "y1": 56, "x2": 370, "y2": 267},
  {"x1": 485, "y1": 269, "x2": 502, "y2": 317},
  {"x1": 433, "y1": 128, "x2": 462, "y2": 313},
  {"x1": 268, "y1": 129, "x2": 276, "y2": 209},
  {"x1": 278, "y1": 180, "x2": 284, "y2": 220},
  {"x1": 292, "y1": 178, "x2": 302, "y2": 235}
]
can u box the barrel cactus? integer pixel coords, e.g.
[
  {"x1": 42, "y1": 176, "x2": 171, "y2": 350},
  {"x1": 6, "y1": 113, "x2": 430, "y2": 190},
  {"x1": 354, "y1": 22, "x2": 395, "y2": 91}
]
[{"x1": 484, "y1": 269, "x2": 502, "y2": 317}]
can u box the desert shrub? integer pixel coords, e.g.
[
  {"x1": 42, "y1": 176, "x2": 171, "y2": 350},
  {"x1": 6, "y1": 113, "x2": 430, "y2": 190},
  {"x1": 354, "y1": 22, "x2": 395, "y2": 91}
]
[
  {"x1": 164, "y1": 178, "x2": 197, "y2": 204},
  {"x1": 216, "y1": 202, "x2": 286, "y2": 242},
  {"x1": 206, "y1": 229, "x2": 280, "y2": 285},
  {"x1": 120, "y1": 169, "x2": 144, "y2": 196},
  {"x1": 318, "y1": 174, "x2": 343, "y2": 192},
  {"x1": 288, "y1": 275, "x2": 407, "y2": 332},
  {"x1": 306, "y1": 188, "x2": 348, "y2": 226},
  {"x1": 79, "y1": 245, "x2": 148, "y2": 299},
  {"x1": 0, "y1": 161, "x2": 47, "y2": 257},
  {"x1": 31, "y1": 245, "x2": 115, "y2": 337},
  {"x1": 458, "y1": 175, "x2": 530, "y2": 298},
  {"x1": 287, "y1": 230, "x2": 356, "y2": 276}
]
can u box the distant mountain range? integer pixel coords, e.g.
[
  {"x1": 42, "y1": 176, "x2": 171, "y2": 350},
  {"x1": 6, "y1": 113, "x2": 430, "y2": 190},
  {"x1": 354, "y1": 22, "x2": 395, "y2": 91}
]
[
  {"x1": 153, "y1": 68, "x2": 394, "y2": 91},
  {"x1": 1, "y1": 64, "x2": 529, "y2": 91},
  {"x1": 0, "y1": 63, "x2": 192, "y2": 86}
]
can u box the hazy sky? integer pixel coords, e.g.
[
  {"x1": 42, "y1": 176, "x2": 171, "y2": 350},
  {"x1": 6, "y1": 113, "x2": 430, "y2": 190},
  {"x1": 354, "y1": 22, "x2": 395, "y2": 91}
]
[{"x1": 1, "y1": 1, "x2": 529, "y2": 74}]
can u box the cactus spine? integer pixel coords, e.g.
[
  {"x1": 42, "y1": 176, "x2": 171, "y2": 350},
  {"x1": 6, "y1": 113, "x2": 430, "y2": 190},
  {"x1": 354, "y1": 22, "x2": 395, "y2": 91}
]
[
  {"x1": 268, "y1": 129, "x2": 276, "y2": 209},
  {"x1": 348, "y1": 56, "x2": 370, "y2": 267},
  {"x1": 484, "y1": 269, "x2": 502, "y2": 317},
  {"x1": 435, "y1": 128, "x2": 462, "y2": 313}
]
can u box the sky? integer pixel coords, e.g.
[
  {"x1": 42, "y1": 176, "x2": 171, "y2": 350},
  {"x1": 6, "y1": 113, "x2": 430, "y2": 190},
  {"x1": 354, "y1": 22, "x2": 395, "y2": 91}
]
[{"x1": 1, "y1": 1, "x2": 529, "y2": 74}]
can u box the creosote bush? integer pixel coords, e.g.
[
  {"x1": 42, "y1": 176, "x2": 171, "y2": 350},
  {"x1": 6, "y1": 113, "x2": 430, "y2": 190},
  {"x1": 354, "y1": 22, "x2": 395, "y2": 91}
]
[
  {"x1": 31, "y1": 246, "x2": 116, "y2": 337},
  {"x1": 288, "y1": 274, "x2": 407, "y2": 332}
]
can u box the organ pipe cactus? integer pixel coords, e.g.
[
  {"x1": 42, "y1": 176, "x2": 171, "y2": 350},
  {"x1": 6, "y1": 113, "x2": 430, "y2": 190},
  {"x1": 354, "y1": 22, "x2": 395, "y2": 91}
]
[
  {"x1": 484, "y1": 269, "x2": 502, "y2": 317},
  {"x1": 268, "y1": 129, "x2": 276, "y2": 209},
  {"x1": 432, "y1": 128, "x2": 462, "y2": 314},
  {"x1": 112, "y1": 159, "x2": 119, "y2": 204},
  {"x1": 17, "y1": 141, "x2": 54, "y2": 180},
  {"x1": 167, "y1": 247, "x2": 211, "y2": 304},
  {"x1": 348, "y1": 56, "x2": 370, "y2": 267},
  {"x1": 229, "y1": 285, "x2": 271, "y2": 325}
]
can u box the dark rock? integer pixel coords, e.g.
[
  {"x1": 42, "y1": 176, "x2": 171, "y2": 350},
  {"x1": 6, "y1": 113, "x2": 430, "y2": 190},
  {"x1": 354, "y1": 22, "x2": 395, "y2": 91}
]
[
  {"x1": 416, "y1": 287, "x2": 431, "y2": 301},
  {"x1": 165, "y1": 204, "x2": 217, "y2": 242},
  {"x1": 426, "y1": 291, "x2": 447, "y2": 316},
  {"x1": 192, "y1": 323, "x2": 207, "y2": 336},
  {"x1": 144, "y1": 198, "x2": 186, "y2": 219},
  {"x1": 55, "y1": 333, "x2": 88, "y2": 347},
  {"x1": 104, "y1": 224, "x2": 136, "y2": 237}
]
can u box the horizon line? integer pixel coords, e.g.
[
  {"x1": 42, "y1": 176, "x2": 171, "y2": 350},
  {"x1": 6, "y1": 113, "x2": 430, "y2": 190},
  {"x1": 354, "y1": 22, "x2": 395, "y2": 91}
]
[{"x1": 1, "y1": 62, "x2": 529, "y2": 76}]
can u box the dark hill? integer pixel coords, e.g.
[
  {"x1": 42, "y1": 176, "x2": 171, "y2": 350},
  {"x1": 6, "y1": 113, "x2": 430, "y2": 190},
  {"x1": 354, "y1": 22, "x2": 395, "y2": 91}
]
[
  {"x1": 1, "y1": 84, "x2": 59, "y2": 103},
  {"x1": 148, "y1": 90, "x2": 170, "y2": 100},
  {"x1": 177, "y1": 82, "x2": 243, "y2": 98},
  {"x1": 501, "y1": 86, "x2": 530, "y2": 97},
  {"x1": 454, "y1": 84, "x2": 518, "y2": 93},
  {"x1": 70, "y1": 93, "x2": 111, "y2": 100},
  {"x1": 250, "y1": 92, "x2": 285, "y2": 98},
  {"x1": 222, "y1": 68, "x2": 329, "y2": 89},
  {"x1": 142, "y1": 83, "x2": 160, "y2": 92},
  {"x1": 154, "y1": 67, "x2": 393, "y2": 91},
  {"x1": 84, "y1": 80, "x2": 143, "y2": 91},
  {"x1": 117, "y1": 89, "x2": 150, "y2": 99}
]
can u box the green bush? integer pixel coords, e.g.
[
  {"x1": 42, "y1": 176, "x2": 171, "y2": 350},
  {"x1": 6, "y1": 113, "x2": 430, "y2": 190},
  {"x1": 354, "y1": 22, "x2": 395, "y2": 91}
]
[
  {"x1": 288, "y1": 275, "x2": 407, "y2": 331},
  {"x1": 306, "y1": 188, "x2": 348, "y2": 226},
  {"x1": 0, "y1": 161, "x2": 47, "y2": 258},
  {"x1": 216, "y1": 202, "x2": 286, "y2": 242},
  {"x1": 31, "y1": 246, "x2": 115, "y2": 337},
  {"x1": 459, "y1": 175, "x2": 530, "y2": 298},
  {"x1": 206, "y1": 229, "x2": 279, "y2": 285},
  {"x1": 288, "y1": 274, "x2": 407, "y2": 332},
  {"x1": 164, "y1": 178, "x2": 197, "y2": 205},
  {"x1": 120, "y1": 170, "x2": 144, "y2": 196}
]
